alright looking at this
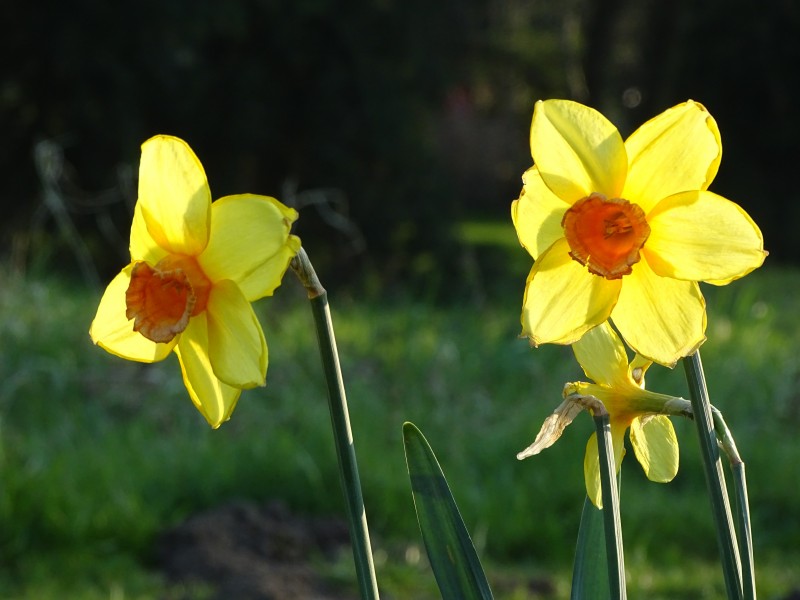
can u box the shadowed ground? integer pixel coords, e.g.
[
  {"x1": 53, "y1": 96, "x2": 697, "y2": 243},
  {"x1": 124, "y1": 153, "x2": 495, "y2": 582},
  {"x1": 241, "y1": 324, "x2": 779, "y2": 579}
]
[{"x1": 157, "y1": 500, "x2": 351, "y2": 600}]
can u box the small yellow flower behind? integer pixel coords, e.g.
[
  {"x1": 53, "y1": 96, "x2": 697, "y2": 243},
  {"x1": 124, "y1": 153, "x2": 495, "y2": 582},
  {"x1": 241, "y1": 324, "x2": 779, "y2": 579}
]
[
  {"x1": 90, "y1": 135, "x2": 301, "y2": 427},
  {"x1": 512, "y1": 100, "x2": 767, "y2": 366},
  {"x1": 517, "y1": 322, "x2": 690, "y2": 508}
]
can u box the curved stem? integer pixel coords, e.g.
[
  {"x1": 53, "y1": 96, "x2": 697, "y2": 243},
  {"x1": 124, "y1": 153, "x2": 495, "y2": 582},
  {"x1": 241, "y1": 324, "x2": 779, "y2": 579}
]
[
  {"x1": 291, "y1": 248, "x2": 380, "y2": 599},
  {"x1": 711, "y1": 408, "x2": 756, "y2": 600}
]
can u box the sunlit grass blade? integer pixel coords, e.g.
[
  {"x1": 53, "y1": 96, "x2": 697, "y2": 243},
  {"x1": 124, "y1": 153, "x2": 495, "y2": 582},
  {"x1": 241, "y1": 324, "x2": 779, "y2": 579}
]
[
  {"x1": 291, "y1": 248, "x2": 380, "y2": 600},
  {"x1": 403, "y1": 422, "x2": 494, "y2": 600},
  {"x1": 571, "y1": 496, "x2": 610, "y2": 600},
  {"x1": 683, "y1": 351, "x2": 742, "y2": 600}
]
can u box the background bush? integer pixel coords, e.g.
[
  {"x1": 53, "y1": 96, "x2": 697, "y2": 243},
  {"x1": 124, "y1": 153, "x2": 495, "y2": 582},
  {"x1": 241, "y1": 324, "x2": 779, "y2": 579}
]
[{"x1": 2, "y1": 0, "x2": 799, "y2": 287}]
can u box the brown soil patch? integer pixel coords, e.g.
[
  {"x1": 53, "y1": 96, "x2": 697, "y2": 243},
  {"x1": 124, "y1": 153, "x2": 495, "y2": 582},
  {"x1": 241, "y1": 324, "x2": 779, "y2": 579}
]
[{"x1": 155, "y1": 500, "x2": 354, "y2": 600}]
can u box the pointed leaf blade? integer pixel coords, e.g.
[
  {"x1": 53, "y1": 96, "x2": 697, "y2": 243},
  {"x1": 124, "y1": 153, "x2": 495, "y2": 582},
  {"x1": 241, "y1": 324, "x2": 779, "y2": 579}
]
[
  {"x1": 571, "y1": 495, "x2": 611, "y2": 600},
  {"x1": 403, "y1": 422, "x2": 493, "y2": 600}
]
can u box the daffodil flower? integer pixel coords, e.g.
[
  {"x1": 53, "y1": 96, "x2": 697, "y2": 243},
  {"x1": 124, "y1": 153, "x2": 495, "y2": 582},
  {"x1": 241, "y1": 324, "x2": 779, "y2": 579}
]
[
  {"x1": 517, "y1": 322, "x2": 691, "y2": 508},
  {"x1": 512, "y1": 100, "x2": 767, "y2": 366},
  {"x1": 90, "y1": 135, "x2": 301, "y2": 427}
]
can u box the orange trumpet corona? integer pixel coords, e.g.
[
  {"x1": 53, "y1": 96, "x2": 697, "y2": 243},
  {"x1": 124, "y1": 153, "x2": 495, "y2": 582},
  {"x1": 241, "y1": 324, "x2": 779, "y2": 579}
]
[
  {"x1": 125, "y1": 255, "x2": 212, "y2": 343},
  {"x1": 562, "y1": 193, "x2": 651, "y2": 279}
]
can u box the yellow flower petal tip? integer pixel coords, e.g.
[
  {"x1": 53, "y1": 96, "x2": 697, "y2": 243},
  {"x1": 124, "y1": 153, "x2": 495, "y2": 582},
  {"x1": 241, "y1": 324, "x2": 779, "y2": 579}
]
[
  {"x1": 513, "y1": 99, "x2": 766, "y2": 365},
  {"x1": 90, "y1": 135, "x2": 300, "y2": 425}
]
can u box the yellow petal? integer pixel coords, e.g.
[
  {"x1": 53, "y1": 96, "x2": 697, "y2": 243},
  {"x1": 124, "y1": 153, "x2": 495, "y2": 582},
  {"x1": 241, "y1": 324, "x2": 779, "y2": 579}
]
[
  {"x1": 199, "y1": 195, "x2": 300, "y2": 300},
  {"x1": 137, "y1": 135, "x2": 211, "y2": 256},
  {"x1": 583, "y1": 421, "x2": 627, "y2": 509},
  {"x1": 175, "y1": 315, "x2": 242, "y2": 428},
  {"x1": 511, "y1": 167, "x2": 571, "y2": 260},
  {"x1": 129, "y1": 201, "x2": 168, "y2": 264},
  {"x1": 236, "y1": 234, "x2": 302, "y2": 301},
  {"x1": 645, "y1": 191, "x2": 766, "y2": 284},
  {"x1": 522, "y1": 238, "x2": 621, "y2": 346},
  {"x1": 611, "y1": 259, "x2": 706, "y2": 366},
  {"x1": 630, "y1": 415, "x2": 679, "y2": 483},
  {"x1": 530, "y1": 99, "x2": 627, "y2": 202},
  {"x1": 628, "y1": 354, "x2": 652, "y2": 388},
  {"x1": 573, "y1": 382, "x2": 675, "y2": 421},
  {"x1": 206, "y1": 279, "x2": 267, "y2": 388},
  {"x1": 89, "y1": 264, "x2": 177, "y2": 362},
  {"x1": 623, "y1": 101, "x2": 721, "y2": 213},
  {"x1": 571, "y1": 321, "x2": 629, "y2": 388}
]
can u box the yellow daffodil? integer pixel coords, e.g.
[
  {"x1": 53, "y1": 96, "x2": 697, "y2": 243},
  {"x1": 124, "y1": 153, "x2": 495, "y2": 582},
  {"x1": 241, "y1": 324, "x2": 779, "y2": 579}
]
[
  {"x1": 90, "y1": 135, "x2": 301, "y2": 427},
  {"x1": 511, "y1": 100, "x2": 767, "y2": 366},
  {"x1": 517, "y1": 322, "x2": 691, "y2": 508}
]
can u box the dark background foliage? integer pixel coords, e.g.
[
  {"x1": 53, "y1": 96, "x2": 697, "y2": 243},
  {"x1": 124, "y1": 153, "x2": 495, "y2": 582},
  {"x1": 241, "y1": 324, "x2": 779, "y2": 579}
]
[{"x1": 2, "y1": 0, "x2": 798, "y2": 290}]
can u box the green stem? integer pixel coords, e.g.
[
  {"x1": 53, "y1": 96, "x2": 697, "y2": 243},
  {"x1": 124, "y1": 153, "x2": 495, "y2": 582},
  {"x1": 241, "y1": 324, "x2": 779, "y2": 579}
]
[
  {"x1": 683, "y1": 352, "x2": 742, "y2": 600},
  {"x1": 591, "y1": 404, "x2": 626, "y2": 600},
  {"x1": 732, "y1": 463, "x2": 755, "y2": 600},
  {"x1": 711, "y1": 408, "x2": 756, "y2": 600},
  {"x1": 291, "y1": 248, "x2": 380, "y2": 600}
]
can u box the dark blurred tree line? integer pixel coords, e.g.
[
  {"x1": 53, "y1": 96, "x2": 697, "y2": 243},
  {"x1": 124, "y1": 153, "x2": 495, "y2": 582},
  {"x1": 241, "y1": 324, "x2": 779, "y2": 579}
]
[{"x1": 1, "y1": 0, "x2": 798, "y2": 291}]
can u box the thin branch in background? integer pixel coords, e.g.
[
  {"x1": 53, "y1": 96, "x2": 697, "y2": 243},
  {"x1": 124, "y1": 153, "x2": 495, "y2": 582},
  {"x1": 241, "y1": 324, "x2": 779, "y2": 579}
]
[
  {"x1": 30, "y1": 139, "x2": 135, "y2": 285},
  {"x1": 33, "y1": 140, "x2": 101, "y2": 288},
  {"x1": 282, "y1": 178, "x2": 367, "y2": 257}
]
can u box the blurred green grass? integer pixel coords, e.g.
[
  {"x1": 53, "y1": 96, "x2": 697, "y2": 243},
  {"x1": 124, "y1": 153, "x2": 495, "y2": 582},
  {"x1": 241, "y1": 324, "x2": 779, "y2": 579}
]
[{"x1": 1, "y1": 258, "x2": 798, "y2": 598}]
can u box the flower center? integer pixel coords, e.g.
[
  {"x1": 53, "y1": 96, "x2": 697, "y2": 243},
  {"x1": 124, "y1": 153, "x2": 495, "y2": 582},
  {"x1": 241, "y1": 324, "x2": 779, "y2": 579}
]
[
  {"x1": 125, "y1": 255, "x2": 212, "y2": 343},
  {"x1": 561, "y1": 193, "x2": 650, "y2": 279}
]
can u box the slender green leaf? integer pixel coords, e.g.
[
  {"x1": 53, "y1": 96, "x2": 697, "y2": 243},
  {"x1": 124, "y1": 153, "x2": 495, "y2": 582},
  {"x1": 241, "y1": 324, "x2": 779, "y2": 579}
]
[
  {"x1": 571, "y1": 496, "x2": 610, "y2": 600},
  {"x1": 403, "y1": 422, "x2": 493, "y2": 600}
]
